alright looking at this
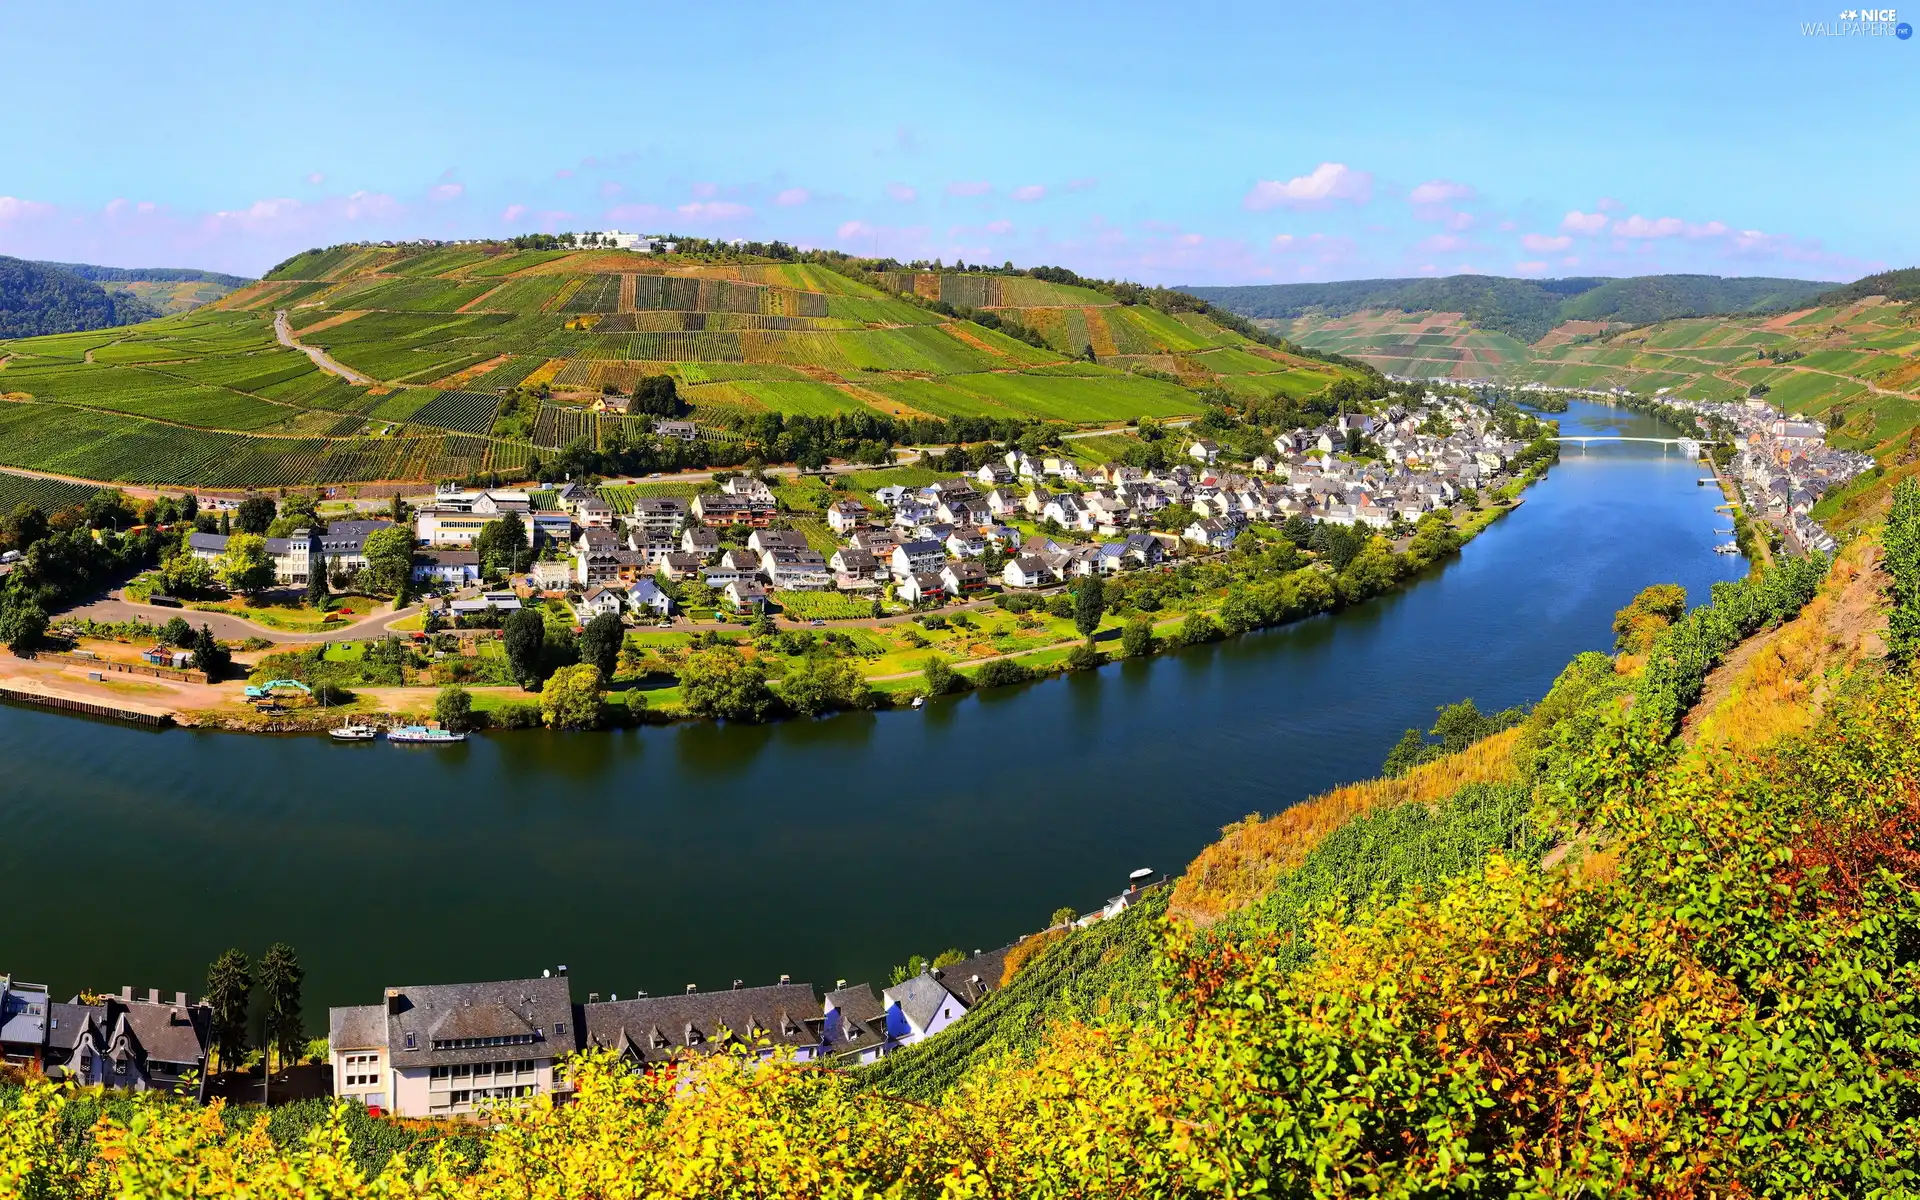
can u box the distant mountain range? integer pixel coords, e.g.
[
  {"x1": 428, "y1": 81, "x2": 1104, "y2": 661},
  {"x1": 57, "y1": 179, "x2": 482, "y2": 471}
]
[
  {"x1": 0, "y1": 257, "x2": 251, "y2": 338},
  {"x1": 1179, "y1": 274, "x2": 1838, "y2": 343}
]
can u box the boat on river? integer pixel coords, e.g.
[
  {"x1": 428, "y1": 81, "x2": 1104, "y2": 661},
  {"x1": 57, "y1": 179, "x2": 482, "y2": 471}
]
[
  {"x1": 1714, "y1": 542, "x2": 1740, "y2": 554},
  {"x1": 329, "y1": 723, "x2": 377, "y2": 742},
  {"x1": 387, "y1": 725, "x2": 466, "y2": 744}
]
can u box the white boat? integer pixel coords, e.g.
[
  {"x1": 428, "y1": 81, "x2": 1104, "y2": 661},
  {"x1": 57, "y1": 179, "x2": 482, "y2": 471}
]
[
  {"x1": 1714, "y1": 542, "x2": 1740, "y2": 554},
  {"x1": 329, "y1": 723, "x2": 377, "y2": 742},
  {"x1": 387, "y1": 725, "x2": 466, "y2": 744}
]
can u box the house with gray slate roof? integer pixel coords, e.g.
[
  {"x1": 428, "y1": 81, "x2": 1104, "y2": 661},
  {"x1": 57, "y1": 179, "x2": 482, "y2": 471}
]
[
  {"x1": 329, "y1": 975, "x2": 575, "y2": 1117},
  {"x1": 578, "y1": 982, "x2": 824, "y2": 1067}
]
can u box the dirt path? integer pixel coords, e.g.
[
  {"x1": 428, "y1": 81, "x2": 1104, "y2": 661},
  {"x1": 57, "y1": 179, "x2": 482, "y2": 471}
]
[
  {"x1": 275, "y1": 310, "x2": 374, "y2": 384},
  {"x1": 0, "y1": 655, "x2": 234, "y2": 719},
  {"x1": 60, "y1": 595, "x2": 422, "y2": 644}
]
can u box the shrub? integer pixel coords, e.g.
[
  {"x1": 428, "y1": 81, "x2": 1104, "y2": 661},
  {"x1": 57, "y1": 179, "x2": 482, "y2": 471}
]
[{"x1": 972, "y1": 657, "x2": 1033, "y2": 688}]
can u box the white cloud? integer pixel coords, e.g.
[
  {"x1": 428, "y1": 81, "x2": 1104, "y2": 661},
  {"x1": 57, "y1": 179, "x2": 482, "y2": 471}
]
[
  {"x1": 1522, "y1": 232, "x2": 1573, "y2": 252},
  {"x1": 886, "y1": 183, "x2": 918, "y2": 203},
  {"x1": 1610, "y1": 214, "x2": 1685, "y2": 238},
  {"x1": 1066, "y1": 177, "x2": 1098, "y2": 192},
  {"x1": 676, "y1": 200, "x2": 752, "y2": 221},
  {"x1": 838, "y1": 220, "x2": 873, "y2": 239},
  {"x1": 1596, "y1": 196, "x2": 1625, "y2": 212},
  {"x1": 1270, "y1": 233, "x2": 1296, "y2": 250},
  {"x1": 1420, "y1": 233, "x2": 1469, "y2": 253},
  {"x1": 1561, "y1": 210, "x2": 1609, "y2": 235},
  {"x1": 429, "y1": 183, "x2": 464, "y2": 203},
  {"x1": 946, "y1": 180, "x2": 992, "y2": 197},
  {"x1": 690, "y1": 181, "x2": 718, "y2": 199},
  {"x1": 985, "y1": 219, "x2": 1014, "y2": 234},
  {"x1": 1243, "y1": 162, "x2": 1373, "y2": 210},
  {"x1": 773, "y1": 188, "x2": 809, "y2": 207},
  {"x1": 1010, "y1": 185, "x2": 1046, "y2": 202},
  {"x1": 1514, "y1": 260, "x2": 1550, "y2": 274},
  {"x1": 501, "y1": 204, "x2": 528, "y2": 223},
  {"x1": 1562, "y1": 255, "x2": 1580, "y2": 267},
  {"x1": 0, "y1": 196, "x2": 57, "y2": 223},
  {"x1": 1407, "y1": 179, "x2": 1475, "y2": 206},
  {"x1": 306, "y1": 172, "x2": 325, "y2": 185},
  {"x1": 599, "y1": 181, "x2": 624, "y2": 199},
  {"x1": 1445, "y1": 211, "x2": 1475, "y2": 232}
]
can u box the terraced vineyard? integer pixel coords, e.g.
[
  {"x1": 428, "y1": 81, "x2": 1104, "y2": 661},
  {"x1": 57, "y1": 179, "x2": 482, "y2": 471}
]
[
  {"x1": 0, "y1": 469, "x2": 103, "y2": 513},
  {"x1": 0, "y1": 242, "x2": 1359, "y2": 487}
]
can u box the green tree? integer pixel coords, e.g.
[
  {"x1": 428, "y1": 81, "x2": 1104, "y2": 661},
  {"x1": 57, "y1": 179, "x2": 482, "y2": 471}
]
[
  {"x1": 434, "y1": 685, "x2": 473, "y2": 732},
  {"x1": 0, "y1": 503, "x2": 50, "y2": 552},
  {"x1": 1066, "y1": 641, "x2": 1103, "y2": 671},
  {"x1": 203, "y1": 948, "x2": 252, "y2": 1073},
  {"x1": 360, "y1": 526, "x2": 415, "y2": 598},
  {"x1": 256, "y1": 943, "x2": 304, "y2": 1072},
  {"x1": 215, "y1": 532, "x2": 275, "y2": 595},
  {"x1": 475, "y1": 512, "x2": 530, "y2": 576},
  {"x1": 1121, "y1": 615, "x2": 1155, "y2": 658},
  {"x1": 305, "y1": 549, "x2": 330, "y2": 608},
  {"x1": 503, "y1": 608, "x2": 547, "y2": 689},
  {"x1": 1179, "y1": 611, "x2": 1221, "y2": 646},
  {"x1": 160, "y1": 550, "x2": 213, "y2": 597},
  {"x1": 1073, "y1": 574, "x2": 1105, "y2": 638},
  {"x1": 781, "y1": 656, "x2": 872, "y2": 716},
  {"x1": 580, "y1": 611, "x2": 624, "y2": 679},
  {"x1": 921, "y1": 655, "x2": 962, "y2": 696},
  {"x1": 1049, "y1": 906, "x2": 1077, "y2": 927},
  {"x1": 0, "y1": 596, "x2": 47, "y2": 654},
  {"x1": 192, "y1": 625, "x2": 231, "y2": 680},
  {"x1": 678, "y1": 645, "x2": 778, "y2": 722},
  {"x1": 541, "y1": 663, "x2": 606, "y2": 729},
  {"x1": 234, "y1": 495, "x2": 276, "y2": 535},
  {"x1": 160, "y1": 615, "x2": 193, "y2": 647}
]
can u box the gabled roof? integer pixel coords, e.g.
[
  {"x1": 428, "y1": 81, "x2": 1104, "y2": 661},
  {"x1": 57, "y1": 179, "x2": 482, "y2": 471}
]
[
  {"x1": 379, "y1": 976, "x2": 574, "y2": 1068},
  {"x1": 118, "y1": 999, "x2": 211, "y2": 1066},
  {"x1": 580, "y1": 983, "x2": 822, "y2": 1065},
  {"x1": 882, "y1": 974, "x2": 955, "y2": 1034}
]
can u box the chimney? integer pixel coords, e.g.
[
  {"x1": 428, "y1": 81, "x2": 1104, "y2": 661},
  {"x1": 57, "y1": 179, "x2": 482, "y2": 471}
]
[
  {"x1": 120, "y1": 986, "x2": 133, "y2": 1001},
  {"x1": 835, "y1": 979, "x2": 846, "y2": 989},
  {"x1": 557, "y1": 965, "x2": 569, "y2": 977},
  {"x1": 386, "y1": 987, "x2": 404, "y2": 1015},
  {"x1": 731, "y1": 979, "x2": 743, "y2": 990},
  {"x1": 174, "y1": 992, "x2": 188, "y2": 1008},
  {"x1": 779, "y1": 974, "x2": 791, "y2": 985},
  {"x1": 685, "y1": 984, "x2": 697, "y2": 994},
  {"x1": 148, "y1": 988, "x2": 162, "y2": 1005},
  {"x1": 588, "y1": 992, "x2": 600, "y2": 1004}
]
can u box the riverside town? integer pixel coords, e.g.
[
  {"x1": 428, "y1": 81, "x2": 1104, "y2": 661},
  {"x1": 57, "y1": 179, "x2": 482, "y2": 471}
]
[{"x1": 6, "y1": 2, "x2": 1920, "y2": 1194}]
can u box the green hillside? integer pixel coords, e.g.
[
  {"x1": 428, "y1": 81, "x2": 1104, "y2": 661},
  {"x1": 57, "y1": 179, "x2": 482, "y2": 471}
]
[
  {"x1": 1186, "y1": 273, "x2": 1831, "y2": 342},
  {"x1": 0, "y1": 256, "x2": 162, "y2": 338},
  {"x1": 0, "y1": 243, "x2": 1358, "y2": 489}
]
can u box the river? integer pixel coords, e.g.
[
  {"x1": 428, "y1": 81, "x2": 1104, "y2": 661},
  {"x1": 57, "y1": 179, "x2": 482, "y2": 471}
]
[{"x1": 0, "y1": 401, "x2": 1745, "y2": 1013}]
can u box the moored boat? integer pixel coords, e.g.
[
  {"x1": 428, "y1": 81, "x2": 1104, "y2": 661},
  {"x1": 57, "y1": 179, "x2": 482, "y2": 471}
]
[
  {"x1": 329, "y1": 723, "x2": 378, "y2": 742},
  {"x1": 387, "y1": 725, "x2": 466, "y2": 744}
]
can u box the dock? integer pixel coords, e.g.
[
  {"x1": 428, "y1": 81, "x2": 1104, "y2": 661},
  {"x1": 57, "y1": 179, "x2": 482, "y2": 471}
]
[{"x1": 0, "y1": 683, "x2": 173, "y2": 728}]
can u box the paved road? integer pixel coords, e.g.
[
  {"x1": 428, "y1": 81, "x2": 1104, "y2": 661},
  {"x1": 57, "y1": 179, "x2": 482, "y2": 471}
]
[
  {"x1": 61, "y1": 595, "x2": 421, "y2": 644},
  {"x1": 275, "y1": 310, "x2": 374, "y2": 385}
]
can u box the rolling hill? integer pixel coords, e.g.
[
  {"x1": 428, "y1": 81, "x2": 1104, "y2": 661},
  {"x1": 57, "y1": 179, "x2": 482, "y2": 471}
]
[
  {"x1": 1185, "y1": 273, "x2": 1832, "y2": 343},
  {"x1": 0, "y1": 256, "x2": 163, "y2": 338},
  {"x1": 0, "y1": 243, "x2": 1357, "y2": 490}
]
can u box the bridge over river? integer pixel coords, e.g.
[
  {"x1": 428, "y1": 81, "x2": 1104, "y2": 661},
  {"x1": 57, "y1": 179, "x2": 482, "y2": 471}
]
[{"x1": 1553, "y1": 435, "x2": 1699, "y2": 454}]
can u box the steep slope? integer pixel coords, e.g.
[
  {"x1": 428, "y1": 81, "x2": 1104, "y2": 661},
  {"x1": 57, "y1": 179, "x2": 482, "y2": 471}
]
[
  {"x1": 0, "y1": 256, "x2": 160, "y2": 337},
  {"x1": 0, "y1": 243, "x2": 1356, "y2": 488}
]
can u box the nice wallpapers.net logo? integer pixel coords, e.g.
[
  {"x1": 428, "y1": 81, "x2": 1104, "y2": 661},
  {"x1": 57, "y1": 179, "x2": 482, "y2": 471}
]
[{"x1": 1802, "y1": 7, "x2": 1913, "y2": 35}]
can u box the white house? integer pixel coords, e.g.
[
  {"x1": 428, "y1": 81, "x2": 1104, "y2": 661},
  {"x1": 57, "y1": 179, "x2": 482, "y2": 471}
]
[
  {"x1": 890, "y1": 540, "x2": 945, "y2": 582},
  {"x1": 1003, "y1": 555, "x2": 1056, "y2": 588}
]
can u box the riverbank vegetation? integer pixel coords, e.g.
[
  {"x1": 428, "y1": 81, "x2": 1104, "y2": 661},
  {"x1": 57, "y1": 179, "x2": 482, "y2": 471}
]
[{"x1": 11, "y1": 487, "x2": 1905, "y2": 1194}]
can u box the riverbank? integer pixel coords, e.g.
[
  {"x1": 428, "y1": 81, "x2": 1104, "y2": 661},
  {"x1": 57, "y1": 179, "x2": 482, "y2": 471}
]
[{"x1": 35, "y1": 492, "x2": 1540, "y2": 736}]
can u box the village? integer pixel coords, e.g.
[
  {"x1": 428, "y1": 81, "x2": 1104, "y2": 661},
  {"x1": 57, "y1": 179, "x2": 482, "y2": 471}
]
[
  {"x1": 386, "y1": 392, "x2": 1549, "y2": 625},
  {"x1": 0, "y1": 874, "x2": 1162, "y2": 1118}
]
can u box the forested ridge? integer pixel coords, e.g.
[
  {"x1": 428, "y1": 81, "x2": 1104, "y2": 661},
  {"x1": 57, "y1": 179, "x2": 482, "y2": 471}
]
[
  {"x1": 0, "y1": 256, "x2": 161, "y2": 338},
  {"x1": 1184, "y1": 273, "x2": 1834, "y2": 342}
]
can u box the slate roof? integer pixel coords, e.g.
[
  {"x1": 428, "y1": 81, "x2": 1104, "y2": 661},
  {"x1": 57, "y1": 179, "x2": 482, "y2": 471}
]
[
  {"x1": 579, "y1": 983, "x2": 823, "y2": 1065},
  {"x1": 381, "y1": 976, "x2": 575, "y2": 1068},
  {"x1": 119, "y1": 1000, "x2": 211, "y2": 1067},
  {"x1": 929, "y1": 946, "x2": 1010, "y2": 1007},
  {"x1": 330, "y1": 1003, "x2": 387, "y2": 1051},
  {"x1": 882, "y1": 974, "x2": 957, "y2": 1034}
]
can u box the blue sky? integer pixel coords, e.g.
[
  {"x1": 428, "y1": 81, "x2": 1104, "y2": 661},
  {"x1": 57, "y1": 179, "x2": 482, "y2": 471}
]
[{"x1": 2, "y1": 0, "x2": 1912, "y2": 282}]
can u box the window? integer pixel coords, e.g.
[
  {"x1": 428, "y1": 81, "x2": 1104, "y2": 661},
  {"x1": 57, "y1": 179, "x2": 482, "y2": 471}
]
[
  {"x1": 471, "y1": 1062, "x2": 492, "y2": 1077},
  {"x1": 429, "y1": 1065, "x2": 450, "y2": 1080},
  {"x1": 404, "y1": 1032, "x2": 416, "y2": 1049},
  {"x1": 452, "y1": 1064, "x2": 470, "y2": 1078},
  {"x1": 116, "y1": 1058, "x2": 128, "y2": 1075},
  {"x1": 554, "y1": 1022, "x2": 566, "y2": 1035},
  {"x1": 450, "y1": 1090, "x2": 471, "y2": 1105}
]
